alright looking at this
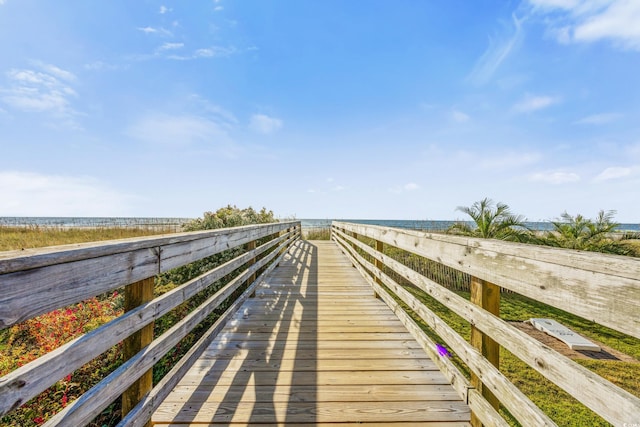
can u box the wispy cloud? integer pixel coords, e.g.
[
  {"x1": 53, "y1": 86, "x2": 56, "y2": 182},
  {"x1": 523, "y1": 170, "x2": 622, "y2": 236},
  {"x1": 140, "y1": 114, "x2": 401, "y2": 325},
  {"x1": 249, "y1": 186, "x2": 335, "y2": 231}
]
[
  {"x1": 249, "y1": 114, "x2": 283, "y2": 134},
  {"x1": 390, "y1": 182, "x2": 421, "y2": 194},
  {"x1": 593, "y1": 166, "x2": 633, "y2": 182},
  {"x1": 127, "y1": 113, "x2": 234, "y2": 148},
  {"x1": 467, "y1": 13, "x2": 525, "y2": 85},
  {"x1": 529, "y1": 170, "x2": 580, "y2": 184},
  {"x1": 165, "y1": 46, "x2": 238, "y2": 60},
  {"x1": 575, "y1": 112, "x2": 622, "y2": 125},
  {"x1": 0, "y1": 63, "x2": 82, "y2": 129},
  {"x1": 512, "y1": 94, "x2": 561, "y2": 113},
  {"x1": 158, "y1": 42, "x2": 184, "y2": 51},
  {"x1": 528, "y1": 0, "x2": 640, "y2": 50},
  {"x1": 451, "y1": 109, "x2": 470, "y2": 123},
  {"x1": 83, "y1": 61, "x2": 124, "y2": 71},
  {"x1": 0, "y1": 171, "x2": 134, "y2": 216},
  {"x1": 137, "y1": 26, "x2": 173, "y2": 37},
  {"x1": 159, "y1": 5, "x2": 172, "y2": 14}
]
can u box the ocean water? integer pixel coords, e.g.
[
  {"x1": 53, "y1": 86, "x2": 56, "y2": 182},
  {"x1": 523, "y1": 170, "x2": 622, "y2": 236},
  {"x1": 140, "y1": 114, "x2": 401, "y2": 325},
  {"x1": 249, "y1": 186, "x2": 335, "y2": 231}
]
[
  {"x1": 301, "y1": 218, "x2": 640, "y2": 232},
  {"x1": 1, "y1": 217, "x2": 638, "y2": 232},
  {"x1": 0, "y1": 216, "x2": 192, "y2": 228}
]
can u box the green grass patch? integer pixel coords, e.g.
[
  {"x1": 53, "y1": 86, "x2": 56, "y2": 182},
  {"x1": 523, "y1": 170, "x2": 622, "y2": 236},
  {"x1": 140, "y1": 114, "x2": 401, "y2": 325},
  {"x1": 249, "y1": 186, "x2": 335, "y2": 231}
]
[
  {"x1": 397, "y1": 284, "x2": 639, "y2": 427},
  {"x1": 0, "y1": 225, "x2": 177, "y2": 252},
  {"x1": 303, "y1": 228, "x2": 331, "y2": 240}
]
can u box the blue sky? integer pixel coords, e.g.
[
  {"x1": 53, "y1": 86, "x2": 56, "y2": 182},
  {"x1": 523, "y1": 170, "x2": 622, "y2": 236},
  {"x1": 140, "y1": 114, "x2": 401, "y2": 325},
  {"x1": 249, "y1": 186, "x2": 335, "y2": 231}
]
[{"x1": 1, "y1": 1, "x2": 639, "y2": 222}]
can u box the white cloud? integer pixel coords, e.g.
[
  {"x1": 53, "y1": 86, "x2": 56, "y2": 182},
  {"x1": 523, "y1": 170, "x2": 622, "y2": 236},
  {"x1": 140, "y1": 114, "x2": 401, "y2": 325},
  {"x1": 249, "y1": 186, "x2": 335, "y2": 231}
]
[
  {"x1": 214, "y1": 6, "x2": 224, "y2": 12},
  {"x1": 138, "y1": 26, "x2": 158, "y2": 34},
  {"x1": 127, "y1": 113, "x2": 234, "y2": 147},
  {"x1": 575, "y1": 112, "x2": 622, "y2": 124},
  {"x1": 529, "y1": 170, "x2": 581, "y2": 184},
  {"x1": 83, "y1": 61, "x2": 122, "y2": 71},
  {"x1": 0, "y1": 171, "x2": 134, "y2": 216},
  {"x1": 159, "y1": 42, "x2": 184, "y2": 51},
  {"x1": 404, "y1": 182, "x2": 420, "y2": 191},
  {"x1": 159, "y1": 5, "x2": 172, "y2": 14},
  {"x1": 528, "y1": 0, "x2": 640, "y2": 50},
  {"x1": 451, "y1": 109, "x2": 470, "y2": 123},
  {"x1": 390, "y1": 182, "x2": 421, "y2": 194},
  {"x1": 0, "y1": 63, "x2": 81, "y2": 128},
  {"x1": 249, "y1": 114, "x2": 283, "y2": 134},
  {"x1": 467, "y1": 13, "x2": 524, "y2": 85},
  {"x1": 0, "y1": 1, "x2": 6, "y2": 5},
  {"x1": 513, "y1": 94, "x2": 560, "y2": 113},
  {"x1": 593, "y1": 166, "x2": 633, "y2": 181},
  {"x1": 165, "y1": 46, "x2": 238, "y2": 61},
  {"x1": 137, "y1": 26, "x2": 173, "y2": 37}
]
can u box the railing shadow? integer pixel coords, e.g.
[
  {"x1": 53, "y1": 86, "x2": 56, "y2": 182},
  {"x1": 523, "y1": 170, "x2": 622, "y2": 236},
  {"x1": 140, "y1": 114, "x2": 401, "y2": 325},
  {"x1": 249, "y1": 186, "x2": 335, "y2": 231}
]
[{"x1": 171, "y1": 239, "x2": 318, "y2": 424}]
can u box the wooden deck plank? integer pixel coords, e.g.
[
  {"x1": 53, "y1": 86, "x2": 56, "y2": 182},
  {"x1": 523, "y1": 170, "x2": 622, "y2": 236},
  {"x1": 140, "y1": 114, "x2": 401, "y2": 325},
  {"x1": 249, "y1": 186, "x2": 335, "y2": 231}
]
[
  {"x1": 153, "y1": 240, "x2": 470, "y2": 426},
  {"x1": 154, "y1": 401, "x2": 470, "y2": 423}
]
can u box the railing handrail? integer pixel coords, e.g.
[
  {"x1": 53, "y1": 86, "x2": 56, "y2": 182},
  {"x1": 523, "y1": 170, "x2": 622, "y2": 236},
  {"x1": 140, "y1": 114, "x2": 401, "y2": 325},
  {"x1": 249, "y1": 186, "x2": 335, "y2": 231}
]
[
  {"x1": 0, "y1": 221, "x2": 301, "y2": 426},
  {"x1": 0, "y1": 220, "x2": 300, "y2": 328},
  {"x1": 331, "y1": 221, "x2": 640, "y2": 427},
  {"x1": 332, "y1": 220, "x2": 640, "y2": 339}
]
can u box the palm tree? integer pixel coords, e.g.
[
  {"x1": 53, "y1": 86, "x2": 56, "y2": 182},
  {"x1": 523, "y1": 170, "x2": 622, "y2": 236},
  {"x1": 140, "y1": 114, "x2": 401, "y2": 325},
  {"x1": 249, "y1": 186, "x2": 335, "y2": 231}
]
[
  {"x1": 543, "y1": 210, "x2": 631, "y2": 254},
  {"x1": 447, "y1": 198, "x2": 531, "y2": 242}
]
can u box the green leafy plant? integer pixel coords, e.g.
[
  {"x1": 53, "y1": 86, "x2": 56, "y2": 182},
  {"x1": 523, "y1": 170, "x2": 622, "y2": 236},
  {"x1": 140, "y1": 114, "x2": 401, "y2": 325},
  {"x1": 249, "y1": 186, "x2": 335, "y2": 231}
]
[{"x1": 447, "y1": 198, "x2": 531, "y2": 242}]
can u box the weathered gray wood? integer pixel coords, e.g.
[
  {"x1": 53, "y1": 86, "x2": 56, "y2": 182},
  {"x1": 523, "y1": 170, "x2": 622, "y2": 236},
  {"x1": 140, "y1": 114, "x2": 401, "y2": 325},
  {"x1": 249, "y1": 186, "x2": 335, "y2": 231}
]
[
  {"x1": 122, "y1": 277, "x2": 154, "y2": 425},
  {"x1": 336, "y1": 234, "x2": 556, "y2": 427},
  {"x1": 345, "y1": 248, "x2": 471, "y2": 402},
  {"x1": 117, "y1": 244, "x2": 293, "y2": 427},
  {"x1": 0, "y1": 221, "x2": 298, "y2": 328},
  {"x1": 469, "y1": 275, "x2": 500, "y2": 427},
  {"x1": 152, "y1": 240, "x2": 468, "y2": 426},
  {"x1": 467, "y1": 389, "x2": 510, "y2": 427},
  {"x1": 335, "y1": 228, "x2": 640, "y2": 426},
  {"x1": 0, "y1": 231, "x2": 296, "y2": 416},
  {"x1": 42, "y1": 236, "x2": 294, "y2": 427},
  {"x1": 332, "y1": 221, "x2": 640, "y2": 340}
]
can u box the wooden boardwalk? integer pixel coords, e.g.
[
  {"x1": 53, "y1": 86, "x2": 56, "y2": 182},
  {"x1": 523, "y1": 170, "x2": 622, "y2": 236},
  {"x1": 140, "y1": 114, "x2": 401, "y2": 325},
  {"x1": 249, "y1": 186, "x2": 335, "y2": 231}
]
[{"x1": 152, "y1": 240, "x2": 471, "y2": 426}]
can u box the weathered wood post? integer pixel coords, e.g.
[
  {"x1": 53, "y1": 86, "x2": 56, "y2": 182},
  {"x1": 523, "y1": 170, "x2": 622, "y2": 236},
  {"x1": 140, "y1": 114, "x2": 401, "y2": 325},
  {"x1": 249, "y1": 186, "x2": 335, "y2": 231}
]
[
  {"x1": 470, "y1": 275, "x2": 500, "y2": 427},
  {"x1": 374, "y1": 240, "x2": 384, "y2": 297},
  {"x1": 351, "y1": 231, "x2": 358, "y2": 267},
  {"x1": 122, "y1": 276, "x2": 155, "y2": 426},
  {"x1": 247, "y1": 240, "x2": 257, "y2": 284}
]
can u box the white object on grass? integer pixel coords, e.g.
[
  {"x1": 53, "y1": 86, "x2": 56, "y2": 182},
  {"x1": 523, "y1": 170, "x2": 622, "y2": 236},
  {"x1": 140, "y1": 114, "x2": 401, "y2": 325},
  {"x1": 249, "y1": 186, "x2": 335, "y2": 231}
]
[{"x1": 530, "y1": 318, "x2": 601, "y2": 352}]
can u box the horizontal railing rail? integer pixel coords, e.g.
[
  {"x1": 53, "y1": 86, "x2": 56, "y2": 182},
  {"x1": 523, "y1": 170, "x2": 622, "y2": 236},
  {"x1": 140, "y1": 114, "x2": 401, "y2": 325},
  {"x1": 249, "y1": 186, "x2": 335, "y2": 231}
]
[
  {"x1": 331, "y1": 221, "x2": 640, "y2": 427},
  {"x1": 0, "y1": 221, "x2": 301, "y2": 426}
]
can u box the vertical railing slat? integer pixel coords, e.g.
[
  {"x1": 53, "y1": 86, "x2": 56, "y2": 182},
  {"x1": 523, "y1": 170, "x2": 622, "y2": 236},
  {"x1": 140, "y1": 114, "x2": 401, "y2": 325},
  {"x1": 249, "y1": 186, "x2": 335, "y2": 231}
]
[
  {"x1": 470, "y1": 275, "x2": 500, "y2": 427},
  {"x1": 122, "y1": 276, "x2": 155, "y2": 427}
]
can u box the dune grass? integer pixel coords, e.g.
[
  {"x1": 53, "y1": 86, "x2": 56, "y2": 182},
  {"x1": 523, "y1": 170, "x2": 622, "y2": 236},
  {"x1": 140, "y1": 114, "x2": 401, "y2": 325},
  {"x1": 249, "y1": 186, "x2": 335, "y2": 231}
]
[{"x1": 0, "y1": 225, "x2": 177, "y2": 252}]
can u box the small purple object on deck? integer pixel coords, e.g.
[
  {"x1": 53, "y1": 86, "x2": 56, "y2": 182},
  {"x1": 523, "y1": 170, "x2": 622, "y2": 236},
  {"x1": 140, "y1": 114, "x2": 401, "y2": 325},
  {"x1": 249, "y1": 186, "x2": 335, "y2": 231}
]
[{"x1": 436, "y1": 343, "x2": 451, "y2": 358}]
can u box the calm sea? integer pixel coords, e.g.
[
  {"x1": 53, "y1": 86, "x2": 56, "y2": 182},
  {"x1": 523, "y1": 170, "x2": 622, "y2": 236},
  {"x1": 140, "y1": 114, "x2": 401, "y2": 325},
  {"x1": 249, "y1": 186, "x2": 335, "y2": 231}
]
[{"x1": 1, "y1": 217, "x2": 638, "y2": 232}]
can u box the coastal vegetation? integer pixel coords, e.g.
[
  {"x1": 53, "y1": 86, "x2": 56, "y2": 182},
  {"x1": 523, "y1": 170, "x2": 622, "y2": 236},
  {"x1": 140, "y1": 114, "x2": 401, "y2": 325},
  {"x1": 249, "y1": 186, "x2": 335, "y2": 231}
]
[
  {"x1": 0, "y1": 206, "x2": 277, "y2": 426},
  {"x1": 447, "y1": 198, "x2": 639, "y2": 257},
  {"x1": 446, "y1": 198, "x2": 531, "y2": 242}
]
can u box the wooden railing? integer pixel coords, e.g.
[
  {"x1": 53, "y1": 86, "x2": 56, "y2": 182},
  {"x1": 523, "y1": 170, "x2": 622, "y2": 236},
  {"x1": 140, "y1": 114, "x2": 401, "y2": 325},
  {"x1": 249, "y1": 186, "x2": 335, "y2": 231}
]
[
  {"x1": 331, "y1": 221, "x2": 640, "y2": 427},
  {"x1": 0, "y1": 221, "x2": 301, "y2": 426}
]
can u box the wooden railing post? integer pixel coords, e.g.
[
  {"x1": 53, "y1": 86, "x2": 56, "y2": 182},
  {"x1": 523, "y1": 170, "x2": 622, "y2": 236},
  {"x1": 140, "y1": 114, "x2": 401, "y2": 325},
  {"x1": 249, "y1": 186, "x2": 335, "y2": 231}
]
[
  {"x1": 122, "y1": 276, "x2": 155, "y2": 426},
  {"x1": 247, "y1": 240, "x2": 257, "y2": 284},
  {"x1": 470, "y1": 275, "x2": 500, "y2": 427},
  {"x1": 374, "y1": 240, "x2": 384, "y2": 297},
  {"x1": 351, "y1": 232, "x2": 358, "y2": 267}
]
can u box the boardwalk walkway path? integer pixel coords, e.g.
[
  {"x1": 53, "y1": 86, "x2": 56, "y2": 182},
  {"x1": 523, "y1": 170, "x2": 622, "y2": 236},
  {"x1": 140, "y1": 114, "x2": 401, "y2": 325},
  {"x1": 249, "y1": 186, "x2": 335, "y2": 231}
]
[{"x1": 152, "y1": 240, "x2": 471, "y2": 426}]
